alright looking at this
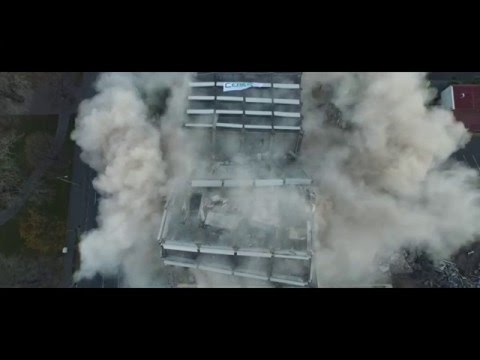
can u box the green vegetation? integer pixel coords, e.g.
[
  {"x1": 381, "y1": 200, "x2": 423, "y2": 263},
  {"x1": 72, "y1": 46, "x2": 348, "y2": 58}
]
[
  {"x1": 450, "y1": 77, "x2": 461, "y2": 85},
  {"x1": 0, "y1": 115, "x2": 57, "y2": 180},
  {"x1": 472, "y1": 76, "x2": 480, "y2": 85},
  {"x1": 19, "y1": 208, "x2": 65, "y2": 254},
  {"x1": 0, "y1": 115, "x2": 75, "y2": 257},
  {"x1": 450, "y1": 76, "x2": 480, "y2": 85}
]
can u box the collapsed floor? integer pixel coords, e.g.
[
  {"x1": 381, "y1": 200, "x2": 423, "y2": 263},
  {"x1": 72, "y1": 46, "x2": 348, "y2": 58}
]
[{"x1": 159, "y1": 181, "x2": 316, "y2": 287}]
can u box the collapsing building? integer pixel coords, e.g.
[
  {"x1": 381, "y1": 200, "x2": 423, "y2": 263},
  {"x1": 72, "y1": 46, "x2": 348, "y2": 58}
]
[{"x1": 157, "y1": 73, "x2": 317, "y2": 287}]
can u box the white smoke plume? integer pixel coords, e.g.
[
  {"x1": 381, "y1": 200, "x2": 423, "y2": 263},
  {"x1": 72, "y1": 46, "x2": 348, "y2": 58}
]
[
  {"x1": 72, "y1": 72, "x2": 191, "y2": 287},
  {"x1": 72, "y1": 72, "x2": 480, "y2": 288},
  {"x1": 301, "y1": 72, "x2": 480, "y2": 285}
]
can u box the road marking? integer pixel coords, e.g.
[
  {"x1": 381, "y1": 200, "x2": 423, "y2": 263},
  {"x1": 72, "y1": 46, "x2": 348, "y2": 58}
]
[
  {"x1": 462, "y1": 153, "x2": 471, "y2": 167},
  {"x1": 471, "y1": 154, "x2": 480, "y2": 172}
]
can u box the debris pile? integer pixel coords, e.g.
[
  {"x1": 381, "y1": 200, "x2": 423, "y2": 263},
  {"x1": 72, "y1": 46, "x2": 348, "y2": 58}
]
[
  {"x1": 389, "y1": 248, "x2": 480, "y2": 288},
  {"x1": 425, "y1": 260, "x2": 479, "y2": 288},
  {"x1": 324, "y1": 102, "x2": 349, "y2": 130}
]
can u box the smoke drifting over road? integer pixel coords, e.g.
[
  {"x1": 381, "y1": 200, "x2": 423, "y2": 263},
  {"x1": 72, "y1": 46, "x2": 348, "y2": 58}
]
[
  {"x1": 72, "y1": 72, "x2": 191, "y2": 286},
  {"x1": 301, "y1": 72, "x2": 480, "y2": 285}
]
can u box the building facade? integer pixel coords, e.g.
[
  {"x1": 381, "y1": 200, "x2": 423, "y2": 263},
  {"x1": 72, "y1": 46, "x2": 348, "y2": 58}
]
[{"x1": 157, "y1": 73, "x2": 317, "y2": 287}]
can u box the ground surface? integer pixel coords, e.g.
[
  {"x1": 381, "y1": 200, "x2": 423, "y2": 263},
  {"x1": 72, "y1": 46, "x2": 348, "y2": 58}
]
[{"x1": 0, "y1": 72, "x2": 81, "y2": 288}]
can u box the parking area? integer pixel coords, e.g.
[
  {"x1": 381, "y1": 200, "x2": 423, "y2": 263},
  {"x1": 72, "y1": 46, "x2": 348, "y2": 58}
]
[{"x1": 453, "y1": 135, "x2": 480, "y2": 171}]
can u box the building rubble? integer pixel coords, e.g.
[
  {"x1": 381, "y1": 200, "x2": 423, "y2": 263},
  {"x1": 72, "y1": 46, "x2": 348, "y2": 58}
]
[{"x1": 387, "y1": 248, "x2": 480, "y2": 288}]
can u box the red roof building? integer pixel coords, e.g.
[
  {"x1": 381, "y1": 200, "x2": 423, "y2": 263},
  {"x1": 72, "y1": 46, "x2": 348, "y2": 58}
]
[{"x1": 441, "y1": 85, "x2": 480, "y2": 133}]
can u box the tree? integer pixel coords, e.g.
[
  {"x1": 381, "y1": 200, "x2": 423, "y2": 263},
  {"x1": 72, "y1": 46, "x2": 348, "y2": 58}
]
[
  {"x1": 0, "y1": 73, "x2": 25, "y2": 103},
  {"x1": 0, "y1": 128, "x2": 22, "y2": 160},
  {"x1": 19, "y1": 209, "x2": 65, "y2": 255}
]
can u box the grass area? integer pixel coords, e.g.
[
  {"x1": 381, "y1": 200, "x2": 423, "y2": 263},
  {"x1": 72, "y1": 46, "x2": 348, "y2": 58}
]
[{"x1": 0, "y1": 115, "x2": 75, "y2": 258}]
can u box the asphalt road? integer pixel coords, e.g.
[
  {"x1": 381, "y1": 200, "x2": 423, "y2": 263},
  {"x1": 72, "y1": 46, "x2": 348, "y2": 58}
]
[
  {"x1": 453, "y1": 135, "x2": 480, "y2": 171},
  {"x1": 64, "y1": 72, "x2": 120, "y2": 288}
]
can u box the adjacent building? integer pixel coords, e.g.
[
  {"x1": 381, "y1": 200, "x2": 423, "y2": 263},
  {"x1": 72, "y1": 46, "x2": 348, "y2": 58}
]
[{"x1": 441, "y1": 84, "x2": 480, "y2": 133}]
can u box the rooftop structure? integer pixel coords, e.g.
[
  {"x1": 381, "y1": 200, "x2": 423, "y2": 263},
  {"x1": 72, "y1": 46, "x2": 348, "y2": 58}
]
[{"x1": 185, "y1": 72, "x2": 304, "y2": 162}]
